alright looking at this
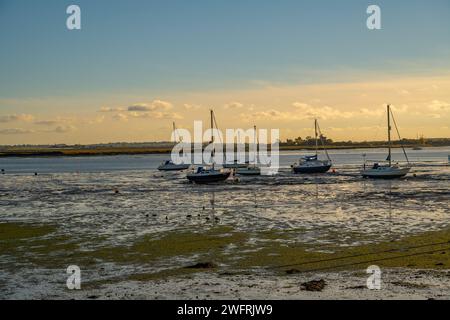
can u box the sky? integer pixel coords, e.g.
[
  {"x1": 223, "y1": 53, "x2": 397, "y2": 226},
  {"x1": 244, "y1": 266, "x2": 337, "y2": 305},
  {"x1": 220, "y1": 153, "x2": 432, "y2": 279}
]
[{"x1": 0, "y1": 0, "x2": 449, "y2": 144}]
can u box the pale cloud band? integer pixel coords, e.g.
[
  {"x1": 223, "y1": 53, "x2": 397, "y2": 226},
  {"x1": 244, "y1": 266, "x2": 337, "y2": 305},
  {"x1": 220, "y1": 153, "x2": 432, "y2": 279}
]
[{"x1": 1, "y1": 75, "x2": 450, "y2": 143}]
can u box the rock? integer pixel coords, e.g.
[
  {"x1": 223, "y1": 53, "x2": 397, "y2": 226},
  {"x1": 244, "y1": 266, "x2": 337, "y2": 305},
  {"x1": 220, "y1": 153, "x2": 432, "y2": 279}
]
[
  {"x1": 346, "y1": 285, "x2": 366, "y2": 290},
  {"x1": 185, "y1": 262, "x2": 217, "y2": 269},
  {"x1": 300, "y1": 279, "x2": 326, "y2": 292},
  {"x1": 285, "y1": 268, "x2": 300, "y2": 275}
]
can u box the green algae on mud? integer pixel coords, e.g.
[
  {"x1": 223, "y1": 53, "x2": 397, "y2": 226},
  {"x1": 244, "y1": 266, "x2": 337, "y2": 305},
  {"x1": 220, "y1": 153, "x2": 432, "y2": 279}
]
[
  {"x1": 86, "y1": 226, "x2": 450, "y2": 287},
  {"x1": 91, "y1": 225, "x2": 248, "y2": 263},
  {"x1": 2, "y1": 221, "x2": 450, "y2": 288},
  {"x1": 0, "y1": 222, "x2": 96, "y2": 269},
  {"x1": 0, "y1": 222, "x2": 55, "y2": 241}
]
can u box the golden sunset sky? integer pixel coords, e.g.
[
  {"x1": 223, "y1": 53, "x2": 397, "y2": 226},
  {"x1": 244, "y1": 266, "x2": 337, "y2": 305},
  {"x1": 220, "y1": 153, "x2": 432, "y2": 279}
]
[{"x1": 1, "y1": 1, "x2": 449, "y2": 144}]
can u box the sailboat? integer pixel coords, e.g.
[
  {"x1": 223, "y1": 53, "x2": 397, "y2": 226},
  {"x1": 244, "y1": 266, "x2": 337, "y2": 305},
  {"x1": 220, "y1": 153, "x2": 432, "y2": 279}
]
[
  {"x1": 223, "y1": 131, "x2": 248, "y2": 169},
  {"x1": 223, "y1": 160, "x2": 248, "y2": 169},
  {"x1": 361, "y1": 105, "x2": 411, "y2": 179},
  {"x1": 236, "y1": 125, "x2": 261, "y2": 176},
  {"x1": 157, "y1": 122, "x2": 191, "y2": 171},
  {"x1": 292, "y1": 119, "x2": 332, "y2": 174},
  {"x1": 187, "y1": 110, "x2": 231, "y2": 184}
]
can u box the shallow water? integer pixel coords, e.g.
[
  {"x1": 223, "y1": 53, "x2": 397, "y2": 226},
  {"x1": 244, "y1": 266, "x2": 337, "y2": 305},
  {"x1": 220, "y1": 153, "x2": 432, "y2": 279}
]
[{"x1": 1, "y1": 147, "x2": 449, "y2": 248}]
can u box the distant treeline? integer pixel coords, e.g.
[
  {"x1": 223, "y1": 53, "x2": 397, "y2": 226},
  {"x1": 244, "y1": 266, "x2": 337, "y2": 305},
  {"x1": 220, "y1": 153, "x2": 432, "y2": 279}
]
[{"x1": 0, "y1": 138, "x2": 449, "y2": 158}]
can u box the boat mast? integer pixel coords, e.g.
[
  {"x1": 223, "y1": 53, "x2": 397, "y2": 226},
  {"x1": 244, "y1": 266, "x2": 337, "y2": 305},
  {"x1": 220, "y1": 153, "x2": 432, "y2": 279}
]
[
  {"x1": 387, "y1": 104, "x2": 392, "y2": 167},
  {"x1": 253, "y1": 125, "x2": 257, "y2": 164},
  {"x1": 314, "y1": 119, "x2": 318, "y2": 157},
  {"x1": 210, "y1": 110, "x2": 214, "y2": 143},
  {"x1": 210, "y1": 109, "x2": 215, "y2": 169},
  {"x1": 172, "y1": 121, "x2": 177, "y2": 142}
]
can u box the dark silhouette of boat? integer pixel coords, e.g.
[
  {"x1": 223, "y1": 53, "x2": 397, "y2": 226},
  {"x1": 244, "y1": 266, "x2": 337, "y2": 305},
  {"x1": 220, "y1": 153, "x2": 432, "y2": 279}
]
[{"x1": 293, "y1": 119, "x2": 332, "y2": 174}]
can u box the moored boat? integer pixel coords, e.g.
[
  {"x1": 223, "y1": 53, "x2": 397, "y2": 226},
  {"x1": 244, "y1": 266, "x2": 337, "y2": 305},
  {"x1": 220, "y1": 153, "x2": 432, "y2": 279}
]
[
  {"x1": 187, "y1": 110, "x2": 231, "y2": 184},
  {"x1": 223, "y1": 160, "x2": 248, "y2": 169},
  {"x1": 158, "y1": 122, "x2": 190, "y2": 171},
  {"x1": 157, "y1": 160, "x2": 190, "y2": 171},
  {"x1": 293, "y1": 119, "x2": 332, "y2": 174},
  {"x1": 187, "y1": 166, "x2": 231, "y2": 183},
  {"x1": 361, "y1": 164, "x2": 410, "y2": 179},
  {"x1": 236, "y1": 165, "x2": 261, "y2": 176},
  {"x1": 361, "y1": 105, "x2": 411, "y2": 179},
  {"x1": 235, "y1": 125, "x2": 262, "y2": 176},
  {"x1": 293, "y1": 155, "x2": 331, "y2": 174}
]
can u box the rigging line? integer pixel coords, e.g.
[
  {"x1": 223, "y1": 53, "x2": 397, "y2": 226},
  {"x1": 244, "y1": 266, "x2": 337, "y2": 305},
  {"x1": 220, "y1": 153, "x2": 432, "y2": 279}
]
[
  {"x1": 212, "y1": 111, "x2": 224, "y2": 145},
  {"x1": 316, "y1": 121, "x2": 331, "y2": 161},
  {"x1": 270, "y1": 239, "x2": 450, "y2": 270},
  {"x1": 211, "y1": 110, "x2": 225, "y2": 164},
  {"x1": 273, "y1": 246, "x2": 450, "y2": 274},
  {"x1": 371, "y1": 108, "x2": 384, "y2": 143},
  {"x1": 390, "y1": 109, "x2": 410, "y2": 164}
]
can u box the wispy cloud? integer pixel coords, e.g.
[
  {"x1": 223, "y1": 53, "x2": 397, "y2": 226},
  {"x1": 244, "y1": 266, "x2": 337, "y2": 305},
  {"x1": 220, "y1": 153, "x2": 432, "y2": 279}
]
[
  {"x1": 53, "y1": 125, "x2": 76, "y2": 133},
  {"x1": 0, "y1": 114, "x2": 34, "y2": 123},
  {"x1": 99, "y1": 107, "x2": 125, "y2": 112},
  {"x1": 112, "y1": 111, "x2": 182, "y2": 121},
  {"x1": 34, "y1": 120, "x2": 60, "y2": 126},
  {"x1": 127, "y1": 100, "x2": 173, "y2": 112},
  {"x1": 183, "y1": 104, "x2": 201, "y2": 110},
  {"x1": 427, "y1": 100, "x2": 450, "y2": 111},
  {"x1": 0, "y1": 128, "x2": 34, "y2": 135},
  {"x1": 224, "y1": 102, "x2": 244, "y2": 110},
  {"x1": 292, "y1": 102, "x2": 354, "y2": 120}
]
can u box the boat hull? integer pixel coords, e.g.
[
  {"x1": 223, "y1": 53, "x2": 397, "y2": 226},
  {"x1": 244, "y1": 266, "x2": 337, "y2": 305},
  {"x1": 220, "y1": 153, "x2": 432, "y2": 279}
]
[
  {"x1": 223, "y1": 164, "x2": 248, "y2": 169},
  {"x1": 236, "y1": 168, "x2": 261, "y2": 176},
  {"x1": 187, "y1": 171, "x2": 231, "y2": 184},
  {"x1": 361, "y1": 167, "x2": 410, "y2": 179},
  {"x1": 293, "y1": 164, "x2": 331, "y2": 174},
  {"x1": 158, "y1": 164, "x2": 190, "y2": 171}
]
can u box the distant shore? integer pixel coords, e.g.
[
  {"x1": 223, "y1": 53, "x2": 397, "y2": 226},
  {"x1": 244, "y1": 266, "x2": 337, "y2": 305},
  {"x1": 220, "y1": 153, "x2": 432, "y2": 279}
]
[{"x1": 0, "y1": 144, "x2": 448, "y2": 158}]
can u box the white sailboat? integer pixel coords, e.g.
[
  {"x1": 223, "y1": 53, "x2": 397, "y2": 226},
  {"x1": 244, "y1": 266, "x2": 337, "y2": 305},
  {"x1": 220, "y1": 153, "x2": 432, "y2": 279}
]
[
  {"x1": 293, "y1": 119, "x2": 332, "y2": 174},
  {"x1": 223, "y1": 160, "x2": 248, "y2": 169},
  {"x1": 236, "y1": 125, "x2": 261, "y2": 176},
  {"x1": 187, "y1": 110, "x2": 231, "y2": 184},
  {"x1": 361, "y1": 105, "x2": 411, "y2": 179},
  {"x1": 157, "y1": 122, "x2": 191, "y2": 171},
  {"x1": 223, "y1": 131, "x2": 248, "y2": 169}
]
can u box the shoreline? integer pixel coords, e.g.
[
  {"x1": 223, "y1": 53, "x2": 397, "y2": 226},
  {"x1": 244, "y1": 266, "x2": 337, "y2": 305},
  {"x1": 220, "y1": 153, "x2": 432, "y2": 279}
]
[
  {"x1": 3, "y1": 268, "x2": 450, "y2": 300},
  {"x1": 0, "y1": 144, "x2": 448, "y2": 158}
]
